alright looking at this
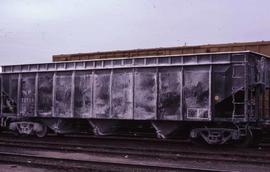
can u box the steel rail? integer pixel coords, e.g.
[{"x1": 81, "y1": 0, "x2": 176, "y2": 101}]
[
  {"x1": 0, "y1": 137, "x2": 269, "y2": 167},
  {"x1": 0, "y1": 151, "x2": 232, "y2": 172}
]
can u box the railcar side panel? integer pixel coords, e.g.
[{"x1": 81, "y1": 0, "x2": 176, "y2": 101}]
[
  {"x1": 158, "y1": 67, "x2": 181, "y2": 120},
  {"x1": 38, "y1": 73, "x2": 53, "y2": 117},
  {"x1": 111, "y1": 69, "x2": 133, "y2": 119},
  {"x1": 2, "y1": 74, "x2": 18, "y2": 114},
  {"x1": 183, "y1": 66, "x2": 210, "y2": 120},
  {"x1": 2, "y1": 51, "x2": 270, "y2": 123},
  {"x1": 264, "y1": 59, "x2": 270, "y2": 119},
  {"x1": 134, "y1": 68, "x2": 157, "y2": 120},
  {"x1": 74, "y1": 71, "x2": 92, "y2": 118},
  {"x1": 93, "y1": 70, "x2": 111, "y2": 118},
  {"x1": 212, "y1": 65, "x2": 232, "y2": 118},
  {"x1": 0, "y1": 76, "x2": 1, "y2": 114},
  {"x1": 55, "y1": 72, "x2": 72, "y2": 118},
  {"x1": 20, "y1": 73, "x2": 36, "y2": 117}
]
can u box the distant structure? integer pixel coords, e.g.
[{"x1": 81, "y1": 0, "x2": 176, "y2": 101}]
[{"x1": 53, "y1": 41, "x2": 270, "y2": 62}]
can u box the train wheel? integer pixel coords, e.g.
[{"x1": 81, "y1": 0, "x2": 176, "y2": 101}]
[{"x1": 36, "y1": 125, "x2": 47, "y2": 138}]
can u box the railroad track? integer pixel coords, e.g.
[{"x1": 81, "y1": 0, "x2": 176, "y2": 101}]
[
  {"x1": 0, "y1": 135, "x2": 269, "y2": 170},
  {"x1": 0, "y1": 151, "x2": 234, "y2": 172}
]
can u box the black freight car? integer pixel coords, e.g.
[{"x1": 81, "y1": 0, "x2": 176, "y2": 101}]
[{"x1": 1, "y1": 51, "x2": 270, "y2": 146}]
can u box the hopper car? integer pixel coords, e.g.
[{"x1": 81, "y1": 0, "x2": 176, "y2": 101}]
[{"x1": 1, "y1": 51, "x2": 270, "y2": 146}]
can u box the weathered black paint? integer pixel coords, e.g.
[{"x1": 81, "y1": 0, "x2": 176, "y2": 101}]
[
  {"x1": 2, "y1": 74, "x2": 18, "y2": 106},
  {"x1": 158, "y1": 68, "x2": 181, "y2": 120},
  {"x1": 55, "y1": 72, "x2": 72, "y2": 117},
  {"x1": 3, "y1": 52, "x2": 269, "y2": 123},
  {"x1": 20, "y1": 73, "x2": 35, "y2": 116},
  {"x1": 134, "y1": 68, "x2": 157, "y2": 120},
  {"x1": 111, "y1": 69, "x2": 133, "y2": 119},
  {"x1": 2, "y1": 74, "x2": 18, "y2": 113},
  {"x1": 183, "y1": 67, "x2": 209, "y2": 119},
  {"x1": 94, "y1": 70, "x2": 110, "y2": 118},
  {"x1": 38, "y1": 73, "x2": 53, "y2": 117},
  {"x1": 74, "y1": 71, "x2": 92, "y2": 118}
]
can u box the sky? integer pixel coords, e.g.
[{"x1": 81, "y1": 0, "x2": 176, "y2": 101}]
[{"x1": 0, "y1": 0, "x2": 270, "y2": 65}]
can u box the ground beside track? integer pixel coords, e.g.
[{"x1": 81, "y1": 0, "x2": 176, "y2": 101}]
[{"x1": 0, "y1": 164, "x2": 52, "y2": 172}]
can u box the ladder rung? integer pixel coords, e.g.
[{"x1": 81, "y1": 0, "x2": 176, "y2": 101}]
[
  {"x1": 232, "y1": 102, "x2": 245, "y2": 104},
  {"x1": 232, "y1": 77, "x2": 244, "y2": 79}
]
